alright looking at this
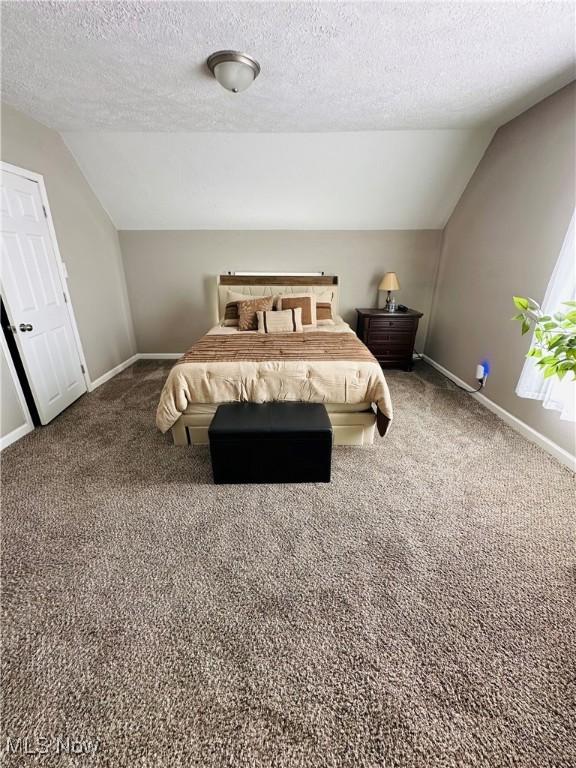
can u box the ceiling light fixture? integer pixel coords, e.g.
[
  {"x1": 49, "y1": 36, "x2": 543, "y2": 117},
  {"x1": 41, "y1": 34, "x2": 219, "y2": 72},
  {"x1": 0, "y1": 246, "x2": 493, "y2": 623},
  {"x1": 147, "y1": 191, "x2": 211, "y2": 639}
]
[{"x1": 207, "y1": 50, "x2": 260, "y2": 93}]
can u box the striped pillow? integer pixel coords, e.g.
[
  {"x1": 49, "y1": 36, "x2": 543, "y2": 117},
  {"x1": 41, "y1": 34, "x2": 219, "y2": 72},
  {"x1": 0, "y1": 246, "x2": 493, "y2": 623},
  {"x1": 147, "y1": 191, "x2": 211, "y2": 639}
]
[
  {"x1": 257, "y1": 307, "x2": 303, "y2": 334},
  {"x1": 237, "y1": 296, "x2": 274, "y2": 331},
  {"x1": 223, "y1": 301, "x2": 240, "y2": 326}
]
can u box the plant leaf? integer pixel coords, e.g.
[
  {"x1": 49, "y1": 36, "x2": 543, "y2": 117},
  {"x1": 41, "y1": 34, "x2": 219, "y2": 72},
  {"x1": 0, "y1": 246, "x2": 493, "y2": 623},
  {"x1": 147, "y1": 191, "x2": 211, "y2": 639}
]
[
  {"x1": 548, "y1": 334, "x2": 564, "y2": 349},
  {"x1": 513, "y1": 296, "x2": 530, "y2": 311}
]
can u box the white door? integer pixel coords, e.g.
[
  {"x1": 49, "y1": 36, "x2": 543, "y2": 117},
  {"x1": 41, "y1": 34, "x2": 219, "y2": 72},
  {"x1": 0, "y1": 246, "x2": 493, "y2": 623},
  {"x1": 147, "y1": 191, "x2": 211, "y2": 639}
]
[{"x1": 1, "y1": 170, "x2": 87, "y2": 424}]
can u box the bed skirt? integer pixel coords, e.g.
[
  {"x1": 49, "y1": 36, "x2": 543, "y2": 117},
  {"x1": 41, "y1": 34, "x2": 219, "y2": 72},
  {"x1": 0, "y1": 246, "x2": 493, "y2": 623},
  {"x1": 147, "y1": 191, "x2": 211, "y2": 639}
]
[{"x1": 170, "y1": 403, "x2": 377, "y2": 446}]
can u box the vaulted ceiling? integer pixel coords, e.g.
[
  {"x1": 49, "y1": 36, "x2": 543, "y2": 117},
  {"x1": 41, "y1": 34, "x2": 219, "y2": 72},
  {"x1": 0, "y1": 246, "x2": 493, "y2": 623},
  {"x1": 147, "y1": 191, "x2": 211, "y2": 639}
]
[
  {"x1": 1, "y1": 1, "x2": 574, "y2": 229},
  {"x1": 60, "y1": 128, "x2": 494, "y2": 229}
]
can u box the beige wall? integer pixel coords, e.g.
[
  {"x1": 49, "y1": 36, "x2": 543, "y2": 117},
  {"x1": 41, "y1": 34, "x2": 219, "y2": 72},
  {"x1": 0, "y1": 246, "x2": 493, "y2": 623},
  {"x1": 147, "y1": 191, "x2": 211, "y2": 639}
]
[
  {"x1": 1, "y1": 343, "x2": 27, "y2": 440},
  {"x1": 426, "y1": 83, "x2": 576, "y2": 455},
  {"x1": 1, "y1": 103, "x2": 136, "y2": 384},
  {"x1": 4, "y1": 86, "x2": 574, "y2": 456},
  {"x1": 119, "y1": 230, "x2": 442, "y2": 353}
]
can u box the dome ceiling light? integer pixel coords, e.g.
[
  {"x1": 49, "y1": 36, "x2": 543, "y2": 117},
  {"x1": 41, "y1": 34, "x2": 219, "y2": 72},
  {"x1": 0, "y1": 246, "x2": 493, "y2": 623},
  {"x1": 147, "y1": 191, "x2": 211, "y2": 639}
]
[{"x1": 207, "y1": 50, "x2": 261, "y2": 93}]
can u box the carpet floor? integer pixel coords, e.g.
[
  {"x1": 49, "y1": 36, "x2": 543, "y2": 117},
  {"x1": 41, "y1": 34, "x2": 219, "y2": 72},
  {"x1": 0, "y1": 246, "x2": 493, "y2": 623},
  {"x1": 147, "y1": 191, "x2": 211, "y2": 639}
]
[{"x1": 1, "y1": 361, "x2": 574, "y2": 768}]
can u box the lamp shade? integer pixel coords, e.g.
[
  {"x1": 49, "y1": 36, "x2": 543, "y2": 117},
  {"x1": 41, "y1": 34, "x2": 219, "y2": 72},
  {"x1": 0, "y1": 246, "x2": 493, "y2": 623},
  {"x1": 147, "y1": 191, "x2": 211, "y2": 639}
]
[{"x1": 379, "y1": 272, "x2": 400, "y2": 291}]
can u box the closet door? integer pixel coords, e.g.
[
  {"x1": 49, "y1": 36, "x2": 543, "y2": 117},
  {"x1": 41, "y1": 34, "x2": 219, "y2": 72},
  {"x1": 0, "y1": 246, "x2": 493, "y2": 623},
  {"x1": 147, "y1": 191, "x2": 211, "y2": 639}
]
[{"x1": 1, "y1": 170, "x2": 87, "y2": 424}]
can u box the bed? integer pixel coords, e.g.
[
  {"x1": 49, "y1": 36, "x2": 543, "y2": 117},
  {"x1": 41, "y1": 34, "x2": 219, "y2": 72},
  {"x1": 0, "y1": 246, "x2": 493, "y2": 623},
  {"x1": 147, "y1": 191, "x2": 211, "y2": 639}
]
[{"x1": 156, "y1": 275, "x2": 393, "y2": 446}]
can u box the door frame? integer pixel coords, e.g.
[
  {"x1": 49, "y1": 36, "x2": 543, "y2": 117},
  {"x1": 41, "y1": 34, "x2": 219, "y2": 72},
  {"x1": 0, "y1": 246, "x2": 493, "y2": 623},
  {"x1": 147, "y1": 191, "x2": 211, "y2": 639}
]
[{"x1": 1, "y1": 161, "x2": 91, "y2": 392}]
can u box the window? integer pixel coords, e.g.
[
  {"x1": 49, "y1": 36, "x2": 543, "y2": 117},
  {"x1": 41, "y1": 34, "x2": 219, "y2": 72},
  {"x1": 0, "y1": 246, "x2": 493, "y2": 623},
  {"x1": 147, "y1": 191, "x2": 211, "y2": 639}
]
[{"x1": 516, "y1": 212, "x2": 575, "y2": 422}]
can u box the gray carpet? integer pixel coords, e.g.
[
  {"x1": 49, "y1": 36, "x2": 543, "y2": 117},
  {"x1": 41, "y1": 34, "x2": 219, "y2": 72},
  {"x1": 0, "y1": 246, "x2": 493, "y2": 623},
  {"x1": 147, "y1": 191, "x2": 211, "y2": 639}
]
[{"x1": 1, "y1": 361, "x2": 574, "y2": 768}]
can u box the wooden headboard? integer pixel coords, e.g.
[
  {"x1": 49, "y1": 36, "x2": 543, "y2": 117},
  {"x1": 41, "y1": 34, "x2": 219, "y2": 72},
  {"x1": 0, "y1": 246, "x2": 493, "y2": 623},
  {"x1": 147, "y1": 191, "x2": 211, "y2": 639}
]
[
  {"x1": 219, "y1": 274, "x2": 338, "y2": 286},
  {"x1": 215, "y1": 274, "x2": 339, "y2": 321}
]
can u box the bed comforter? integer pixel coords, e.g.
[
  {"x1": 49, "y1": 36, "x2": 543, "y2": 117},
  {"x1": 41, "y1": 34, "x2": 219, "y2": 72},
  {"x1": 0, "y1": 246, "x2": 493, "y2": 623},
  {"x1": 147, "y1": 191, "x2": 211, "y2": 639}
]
[{"x1": 156, "y1": 326, "x2": 393, "y2": 436}]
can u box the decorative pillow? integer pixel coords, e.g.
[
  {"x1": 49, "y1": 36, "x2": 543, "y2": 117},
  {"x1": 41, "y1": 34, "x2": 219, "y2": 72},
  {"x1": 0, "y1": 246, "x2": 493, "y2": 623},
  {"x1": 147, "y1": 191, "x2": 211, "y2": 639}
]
[
  {"x1": 257, "y1": 307, "x2": 303, "y2": 334},
  {"x1": 276, "y1": 293, "x2": 317, "y2": 326},
  {"x1": 237, "y1": 296, "x2": 274, "y2": 331},
  {"x1": 222, "y1": 290, "x2": 269, "y2": 327},
  {"x1": 222, "y1": 302, "x2": 240, "y2": 327},
  {"x1": 316, "y1": 301, "x2": 334, "y2": 324},
  {"x1": 315, "y1": 289, "x2": 336, "y2": 325}
]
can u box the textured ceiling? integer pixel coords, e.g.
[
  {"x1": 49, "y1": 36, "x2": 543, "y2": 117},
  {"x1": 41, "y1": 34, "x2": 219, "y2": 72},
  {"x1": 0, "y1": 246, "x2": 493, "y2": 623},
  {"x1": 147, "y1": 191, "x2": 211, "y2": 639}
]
[{"x1": 2, "y1": 1, "x2": 575, "y2": 131}]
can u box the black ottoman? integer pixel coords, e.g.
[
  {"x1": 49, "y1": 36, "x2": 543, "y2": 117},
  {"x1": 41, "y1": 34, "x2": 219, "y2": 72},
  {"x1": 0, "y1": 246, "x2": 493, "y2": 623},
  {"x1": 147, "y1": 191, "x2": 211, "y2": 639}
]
[{"x1": 208, "y1": 402, "x2": 332, "y2": 484}]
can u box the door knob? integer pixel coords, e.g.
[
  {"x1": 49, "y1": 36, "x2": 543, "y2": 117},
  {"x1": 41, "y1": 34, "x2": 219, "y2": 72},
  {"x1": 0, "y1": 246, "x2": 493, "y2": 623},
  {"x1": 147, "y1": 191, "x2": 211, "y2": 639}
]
[{"x1": 19, "y1": 323, "x2": 33, "y2": 332}]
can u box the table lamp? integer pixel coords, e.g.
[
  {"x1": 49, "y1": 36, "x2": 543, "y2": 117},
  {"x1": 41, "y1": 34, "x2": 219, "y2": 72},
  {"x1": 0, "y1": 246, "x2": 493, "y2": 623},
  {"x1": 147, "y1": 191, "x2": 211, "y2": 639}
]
[{"x1": 379, "y1": 272, "x2": 400, "y2": 311}]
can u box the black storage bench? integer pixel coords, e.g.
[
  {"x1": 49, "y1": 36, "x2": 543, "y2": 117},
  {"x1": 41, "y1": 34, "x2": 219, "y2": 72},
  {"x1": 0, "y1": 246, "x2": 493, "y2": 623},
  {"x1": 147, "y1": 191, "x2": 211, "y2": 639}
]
[{"x1": 208, "y1": 402, "x2": 333, "y2": 484}]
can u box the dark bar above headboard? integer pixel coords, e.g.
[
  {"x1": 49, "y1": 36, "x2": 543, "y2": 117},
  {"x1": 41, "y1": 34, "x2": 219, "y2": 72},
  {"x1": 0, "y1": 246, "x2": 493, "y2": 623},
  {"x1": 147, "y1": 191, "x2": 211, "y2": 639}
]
[{"x1": 219, "y1": 275, "x2": 338, "y2": 286}]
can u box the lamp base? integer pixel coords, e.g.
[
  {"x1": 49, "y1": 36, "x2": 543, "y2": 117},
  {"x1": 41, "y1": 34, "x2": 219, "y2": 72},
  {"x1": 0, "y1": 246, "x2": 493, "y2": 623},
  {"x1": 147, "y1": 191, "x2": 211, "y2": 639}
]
[{"x1": 385, "y1": 291, "x2": 397, "y2": 312}]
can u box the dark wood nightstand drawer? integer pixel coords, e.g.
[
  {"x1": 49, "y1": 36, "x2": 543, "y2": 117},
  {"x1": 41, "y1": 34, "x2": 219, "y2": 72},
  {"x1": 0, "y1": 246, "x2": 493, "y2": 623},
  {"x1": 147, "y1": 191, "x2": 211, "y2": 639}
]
[
  {"x1": 369, "y1": 344, "x2": 412, "y2": 358},
  {"x1": 367, "y1": 330, "x2": 414, "y2": 344},
  {"x1": 368, "y1": 317, "x2": 416, "y2": 331},
  {"x1": 373, "y1": 352, "x2": 411, "y2": 367}
]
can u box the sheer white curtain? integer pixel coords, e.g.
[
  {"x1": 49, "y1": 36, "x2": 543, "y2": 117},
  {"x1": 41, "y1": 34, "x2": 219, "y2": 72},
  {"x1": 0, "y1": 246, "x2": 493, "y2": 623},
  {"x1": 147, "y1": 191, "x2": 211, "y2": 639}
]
[{"x1": 516, "y1": 212, "x2": 576, "y2": 421}]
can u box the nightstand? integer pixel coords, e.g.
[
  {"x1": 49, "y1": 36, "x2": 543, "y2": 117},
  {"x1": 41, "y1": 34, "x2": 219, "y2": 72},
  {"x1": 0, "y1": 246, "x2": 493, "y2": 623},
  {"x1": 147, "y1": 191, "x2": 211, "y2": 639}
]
[{"x1": 356, "y1": 308, "x2": 423, "y2": 371}]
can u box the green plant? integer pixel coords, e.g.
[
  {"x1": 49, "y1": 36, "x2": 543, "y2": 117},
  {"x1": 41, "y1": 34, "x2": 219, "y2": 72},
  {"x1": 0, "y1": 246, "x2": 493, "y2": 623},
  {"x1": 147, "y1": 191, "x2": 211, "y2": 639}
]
[{"x1": 513, "y1": 297, "x2": 576, "y2": 380}]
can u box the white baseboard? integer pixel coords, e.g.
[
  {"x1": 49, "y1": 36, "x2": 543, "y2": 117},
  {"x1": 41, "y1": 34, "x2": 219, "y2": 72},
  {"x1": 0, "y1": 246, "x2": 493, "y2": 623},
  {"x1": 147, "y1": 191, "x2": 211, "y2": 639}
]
[
  {"x1": 87, "y1": 352, "x2": 181, "y2": 392},
  {"x1": 137, "y1": 353, "x2": 182, "y2": 360},
  {"x1": 87, "y1": 352, "x2": 182, "y2": 391},
  {"x1": 422, "y1": 354, "x2": 576, "y2": 472},
  {"x1": 0, "y1": 422, "x2": 34, "y2": 451},
  {"x1": 87, "y1": 354, "x2": 139, "y2": 392},
  {"x1": 2, "y1": 352, "x2": 178, "y2": 450}
]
